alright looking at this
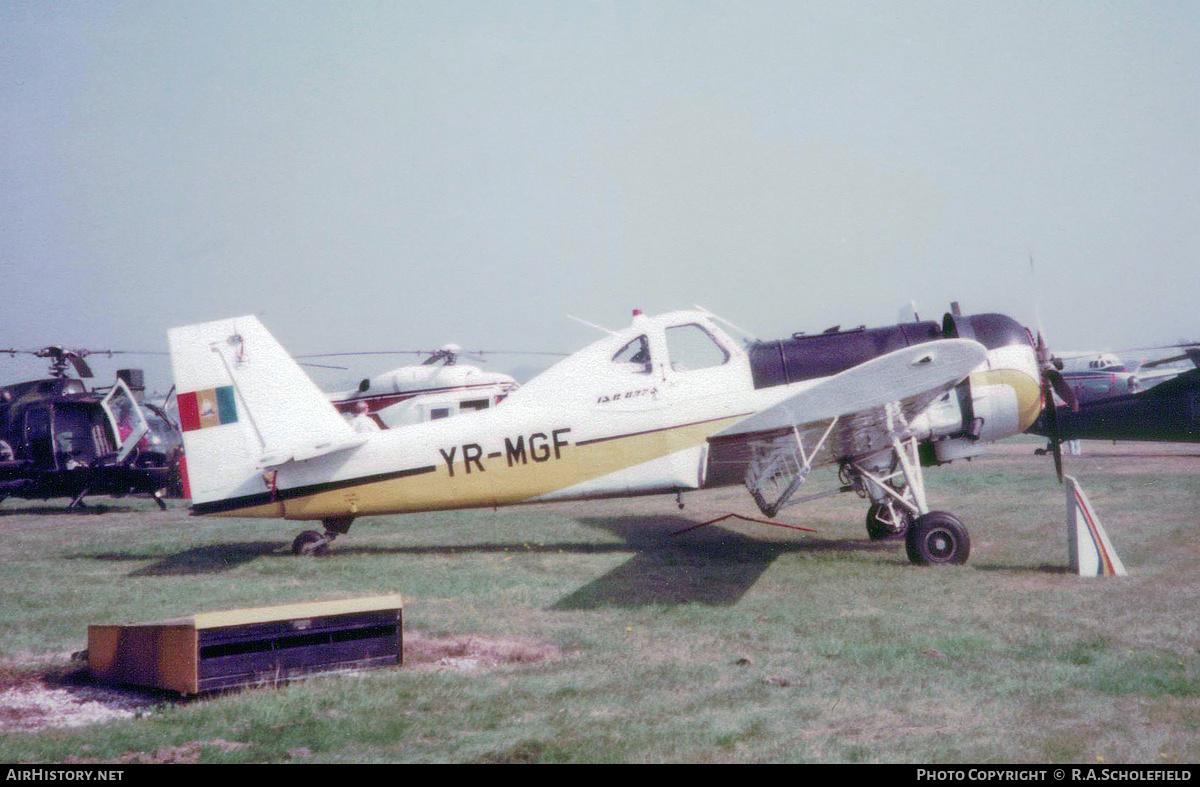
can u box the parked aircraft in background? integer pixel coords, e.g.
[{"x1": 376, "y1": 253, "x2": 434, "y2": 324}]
[
  {"x1": 1047, "y1": 345, "x2": 1199, "y2": 407},
  {"x1": 297, "y1": 345, "x2": 565, "y2": 428},
  {"x1": 1054, "y1": 352, "x2": 1143, "y2": 403},
  {"x1": 1030, "y1": 356, "x2": 1200, "y2": 447},
  {"x1": 0, "y1": 348, "x2": 182, "y2": 508}
]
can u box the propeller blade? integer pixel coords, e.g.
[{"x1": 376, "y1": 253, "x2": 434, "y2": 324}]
[
  {"x1": 1041, "y1": 378, "x2": 1064, "y2": 483},
  {"x1": 1034, "y1": 328, "x2": 1077, "y2": 411},
  {"x1": 1044, "y1": 368, "x2": 1079, "y2": 412},
  {"x1": 1051, "y1": 429, "x2": 1064, "y2": 484}
]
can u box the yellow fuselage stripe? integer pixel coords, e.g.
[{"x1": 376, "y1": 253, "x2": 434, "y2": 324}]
[{"x1": 213, "y1": 413, "x2": 746, "y2": 520}]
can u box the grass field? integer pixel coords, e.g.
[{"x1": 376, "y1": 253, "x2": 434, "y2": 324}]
[{"x1": 0, "y1": 440, "x2": 1197, "y2": 763}]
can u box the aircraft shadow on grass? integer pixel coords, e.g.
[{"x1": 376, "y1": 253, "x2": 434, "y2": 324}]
[
  {"x1": 80, "y1": 514, "x2": 896, "y2": 598},
  {"x1": 0, "y1": 504, "x2": 140, "y2": 517},
  {"x1": 84, "y1": 541, "x2": 286, "y2": 576},
  {"x1": 972, "y1": 562, "x2": 1076, "y2": 575},
  {"x1": 329, "y1": 513, "x2": 896, "y2": 608},
  {"x1": 552, "y1": 514, "x2": 896, "y2": 610}
]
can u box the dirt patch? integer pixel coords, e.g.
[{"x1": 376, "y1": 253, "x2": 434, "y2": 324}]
[
  {"x1": 0, "y1": 633, "x2": 559, "y2": 732},
  {"x1": 0, "y1": 670, "x2": 159, "y2": 733},
  {"x1": 65, "y1": 739, "x2": 251, "y2": 765},
  {"x1": 403, "y1": 632, "x2": 562, "y2": 673}
]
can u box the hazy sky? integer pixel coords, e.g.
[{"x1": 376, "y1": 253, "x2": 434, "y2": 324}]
[{"x1": 3, "y1": 1, "x2": 1197, "y2": 391}]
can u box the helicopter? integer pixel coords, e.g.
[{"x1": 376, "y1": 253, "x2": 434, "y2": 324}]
[
  {"x1": 298, "y1": 344, "x2": 562, "y2": 429},
  {"x1": 0, "y1": 346, "x2": 183, "y2": 509}
]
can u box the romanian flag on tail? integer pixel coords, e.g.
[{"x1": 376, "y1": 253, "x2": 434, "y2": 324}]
[{"x1": 178, "y1": 386, "x2": 239, "y2": 432}]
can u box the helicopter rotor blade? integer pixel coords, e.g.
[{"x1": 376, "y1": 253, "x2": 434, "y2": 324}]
[
  {"x1": 295, "y1": 351, "x2": 429, "y2": 359},
  {"x1": 297, "y1": 349, "x2": 567, "y2": 359},
  {"x1": 1113, "y1": 341, "x2": 1200, "y2": 354},
  {"x1": 4, "y1": 346, "x2": 169, "y2": 381},
  {"x1": 68, "y1": 355, "x2": 93, "y2": 378},
  {"x1": 1139, "y1": 353, "x2": 1190, "y2": 369}
]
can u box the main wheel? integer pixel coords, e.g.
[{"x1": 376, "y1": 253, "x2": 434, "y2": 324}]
[
  {"x1": 322, "y1": 516, "x2": 355, "y2": 535},
  {"x1": 865, "y1": 502, "x2": 912, "y2": 540},
  {"x1": 292, "y1": 530, "x2": 329, "y2": 556},
  {"x1": 905, "y1": 511, "x2": 970, "y2": 565}
]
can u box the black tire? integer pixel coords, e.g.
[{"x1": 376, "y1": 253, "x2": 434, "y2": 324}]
[
  {"x1": 322, "y1": 516, "x2": 355, "y2": 535},
  {"x1": 905, "y1": 511, "x2": 970, "y2": 565},
  {"x1": 292, "y1": 530, "x2": 328, "y2": 556},
  {"x1": 865, "y1": 502, "x2": 912, "y2": 540}
]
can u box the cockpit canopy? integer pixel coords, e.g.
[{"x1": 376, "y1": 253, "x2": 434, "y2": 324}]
[{"x1": 610, "y1": 322, "x2": 731, "y2": 375}]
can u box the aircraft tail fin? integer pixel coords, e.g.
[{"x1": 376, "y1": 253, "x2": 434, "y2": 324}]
[{"x1": 168, "y1": 316, "x2": 358, "y2": 508}]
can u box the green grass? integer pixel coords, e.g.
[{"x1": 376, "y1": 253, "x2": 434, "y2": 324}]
[{"x1": 0, "y1": 441, "x2": 1197, "y2": 762}]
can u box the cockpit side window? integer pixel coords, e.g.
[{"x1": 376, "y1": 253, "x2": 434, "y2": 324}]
[
  {"x1": 612, "y1": 335, "x2": 652, "y2": 374},
  {"x1": 665, "y1": 323, "x2": 730, "y2": 372}
]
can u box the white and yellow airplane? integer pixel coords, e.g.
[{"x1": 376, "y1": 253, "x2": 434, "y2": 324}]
[{"x1": 168, "y1": 307, "x2": 1046, "y2": 565}]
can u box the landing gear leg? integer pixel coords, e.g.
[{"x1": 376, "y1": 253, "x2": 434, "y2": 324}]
[
  {"x1": 847, "y1": 412, "x2": 971, "y2": 565},
  {"x1": 291, "y1": 516, "x2": 356, "y2": 556},
  {"x1": 844, "y1": 449, "x2": 916, "y2": 542}
]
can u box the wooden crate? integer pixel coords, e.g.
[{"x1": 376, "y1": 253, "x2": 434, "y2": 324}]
[{"x1": 88, "y1": 594, "x2": 402, "y2": 695}]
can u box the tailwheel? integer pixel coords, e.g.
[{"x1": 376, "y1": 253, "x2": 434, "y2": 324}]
[
  {"x1": 905, "y1": 511, "x2": 970, "y2": 565},
  {"x1": 865, "y1": 501, "x2": 912, "y2": 540},
  {"x1": 292, "y1": 529, "x2": 330, "y2": 556},
  {"x1": 291, "y1": 516, "x2": 354, "y2": 556}
]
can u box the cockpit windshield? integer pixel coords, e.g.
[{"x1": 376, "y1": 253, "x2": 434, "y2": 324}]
[
  {"x1": 612, "y1": 335, "x2": 652, "y2": 374},
  {"x1": 142, "y1": 403, "x2": 183, "y2": 455},
  {"x1": 665, "y1": 323, "x2": 729, "y2": 372}
]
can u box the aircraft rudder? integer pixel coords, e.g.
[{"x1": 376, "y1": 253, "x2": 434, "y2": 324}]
[
  {"x1": 167, "y1": 315, "x2": 355, "y2": 510},
  {"x1": 167, "y1": 317, "x2": 263, "y2": 506}
]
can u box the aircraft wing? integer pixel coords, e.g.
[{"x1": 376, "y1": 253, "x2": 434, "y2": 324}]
[
  {"x1": 1134, "y1": 367, "x2": 1188, "y2": 389},
  {"x1": 708, "y1": 339, "x2": 987, "y2": 468},
  {"x1": 1134, "y1": 366, "x2": 1200, "y2": 399}
]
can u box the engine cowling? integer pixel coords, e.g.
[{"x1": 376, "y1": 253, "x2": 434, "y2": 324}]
[{"x1": 920, "y1": 312, "x2": 1042, "y2": 464}]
